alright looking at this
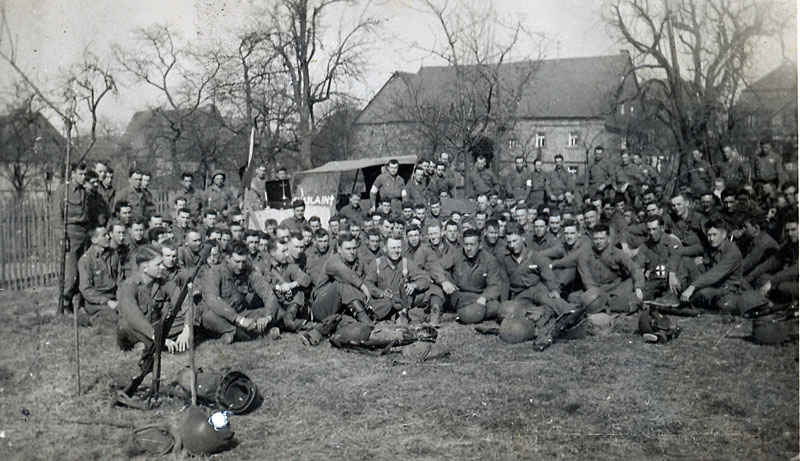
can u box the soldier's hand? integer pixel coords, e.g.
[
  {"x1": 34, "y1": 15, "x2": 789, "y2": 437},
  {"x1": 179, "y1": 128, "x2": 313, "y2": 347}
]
[
  {"x1": 476, "y1": 296, "x2": 487, "y2": 306},
  {"x1": 441, "y1": 281, "x2": 457, "y2": 295},
  {"x1": 255, "y1": 316, "x2": 272, "y2": 333},
  {"x1": 165, "y1": 339, "x2": 178, "y2": 354},
  {"x1": 237, "y1": 316, "x2": 256, "y2": 330},
  {"x1": 175, "y1": 326, "x2": 191, "y2": 352},
  {"x1": 680, "y1": 285, "x2": 695, "y2": 303},
  {"x1": 382, "y1": 289, "x2": 393, "y2": 299},
  {"x1": 405, "y1": 283, "x2": 416, "y2": 296},
  {"x1": 668, "y1": 272, "x2": 681, "y2": 294},
  {"x1": 760, "y1": 281, "x2": 772, "y2": 296},
  {"x1": 360, "y1": 283, "x2": 371, "y2": 301},
  {"x1": 547, "y1": 290, "x2": 560, "y2": 299},
  {"x1": 634, "y1": 288, "x2": 644, "y2": 301},
  {"x1": 107, "y1": 300, "x2": 118, "y2": 310}
]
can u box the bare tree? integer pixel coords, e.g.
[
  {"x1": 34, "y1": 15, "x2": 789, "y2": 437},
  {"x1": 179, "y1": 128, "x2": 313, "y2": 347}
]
[
  {"x1": 387, "y1": 0, "x2": 544, "y2": 166},
  {"x1": 607, "y1": 0, "x2": 790, "y2": 173},
  {"x1": 114, "y1": 25, "x2": 223, "y2": 182},
  {"x1": 264, "y1": 0, "x2": 381, "y2": 169}
]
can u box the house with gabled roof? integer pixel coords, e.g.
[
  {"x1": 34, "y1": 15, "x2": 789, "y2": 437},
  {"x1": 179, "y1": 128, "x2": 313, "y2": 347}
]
[{"x1": 351, "y1": 53, "x2": 641, "y2": 173}]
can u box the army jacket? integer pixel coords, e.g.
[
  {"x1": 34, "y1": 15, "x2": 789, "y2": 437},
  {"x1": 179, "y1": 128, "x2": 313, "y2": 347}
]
[
  {"x1": 499, "y1": 245, "x2": 560, "y2": 296},
  {"x1": 200, "y1": 263, "x2": 274, "y2": 323},
  {"x1": 431, "y1": 248, "x2": 502, "y2": 299},
  {"x1": 577, "y1": 244, "x2": 644, "y2": 291},
  {"x1": 78, "y1": 245, "x2": 120, "y2": 305}
]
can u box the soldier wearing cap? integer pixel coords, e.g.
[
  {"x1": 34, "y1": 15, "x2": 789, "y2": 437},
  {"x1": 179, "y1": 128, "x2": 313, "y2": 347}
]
[
  {"x1": 546, "y1": 154, "x2": 574, "y2": 203},
  {"x1": 588, "y1": 146, "x2": 614, "y2": 194},
  {"x1": 404, "y1": 166, "x2": 430, "y2": 205},
  {"x1": 756, "y1": 216, "x2": 799, "y2": 303},
  {"x1": 632, "y1": 216, "x2": 683, "y2": 303},
  {"x1": 370, "y1": 159, "x2": 406, "y2": 212},
  {"x1": 204, "y1": 171, "x2": 237, "y2": 219},
  {"x1": 740, "y1": 214, "x2": 780, "y2": 284},
  {"x1": 464, "y1": 154, "x2": 497, "y2": 199},
  {"x1": 430, "y1": 228, "x2": 503, "y2": 323},
  {"x1": 505, "y1": 155, "x2": 531, "y2": 203},
  {"x1": 310, "y1": 233, "x2": 372, "y2": 322},
  {"x1": 528, "y1": 159, "x2": 549, "y2": 205},
  {"x1": 339, "y1": 192, "x2": 367, "y2": 225},
  {"x1": 176, "y1": 172, "x2": 204, "y2": 217}
]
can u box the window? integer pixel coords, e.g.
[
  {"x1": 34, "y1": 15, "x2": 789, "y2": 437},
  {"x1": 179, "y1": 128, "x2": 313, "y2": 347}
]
[
  {"x1": 567, "y1": 132, "x2": 579, "y2": 147},
  {"x1": 506, "y1": 138, "x2": 520, "y2": 151},
  {"x1": 534, "y1": 132, "x2": 546, "y2": 148},
  {"x1": 619, "y1": 104, "x2": 625, "y2": 115},
  {"x1": 746, "y1": 114, "x2": 756, "y2": 129}
]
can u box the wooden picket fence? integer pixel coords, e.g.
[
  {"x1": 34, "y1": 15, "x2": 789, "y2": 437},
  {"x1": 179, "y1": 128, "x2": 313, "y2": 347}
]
[
  {"x1": 0, "y1": 196, "x2": 62, "y2": 290},
  {"x1": 0, "y1": 192, "x2": 172, "y2": 291}
]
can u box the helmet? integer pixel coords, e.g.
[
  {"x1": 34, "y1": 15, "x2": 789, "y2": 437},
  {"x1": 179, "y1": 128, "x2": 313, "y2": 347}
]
[
  {"x1": 752, "y1": 314, "x2": 788, "y2": 345},
  {"x1": 499, "y1": 317, "x2": 537, "y2": 344},
  {"x1": 175, "y1": 368, "x2": 259, "y2": 415},
  {"x1": 457, "y1": 303, "x2": 486, "y2": 324},
  {"x1": 178, "y1": 406, "x2": 235, "y2": 455},
  {"x1": 587, "y1": 313, "x2": 614, "y2": 336},
  {"x1": 497, "y1": 299, "x2": 529, "y2": 321}
]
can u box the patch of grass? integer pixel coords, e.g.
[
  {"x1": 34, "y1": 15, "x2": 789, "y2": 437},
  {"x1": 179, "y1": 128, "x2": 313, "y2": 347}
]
[{"x1": 0, "y1": 288, "x2": 797, "y2": 460}]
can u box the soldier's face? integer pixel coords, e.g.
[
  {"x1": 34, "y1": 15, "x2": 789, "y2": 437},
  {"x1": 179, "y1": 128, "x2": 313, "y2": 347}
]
[
  {"x1": 387, "y1": 163, "x2": 399, "y2": 175},
  {"x1": 476, "y1": 157, "x2": 486, "y2": 169},
  {"x1": 407, "y1": 230, "x2": 421, "y2": 248},
  {"x1": 445, "y1": 225, "x2": 459, "y2": 243},
  {"x1": 228, "y1": 253, "x2": 247, "y2": 274},
  {"x1": 592, "y1": 231, "x2": 609, "y2": 252},
  {"x1": 93, "y1": 229, "x2": 111, "y2": 248},
  {"x1": 381, "y1": 221, "x2": 393, "y2": 237},
  {"x1": 213, "y1": 175, "x2": 224, "y2": 187},
  {"x1": 463, "y1": 236, "x2": 480, "y2": 258},
  {"x1": 428, "y1": 227, "x2": 441, "y2": 245},
  {"x1": 415, "y1": 208, "x2": 426, "y2": 220},
  {"x1": 646, "y1": 221, "x2": 662, "y2": 242},
  {"x1": 176, "y1": 211, "x2": 190, "y2": 227},
  {"x1": 515, "y1": 158, "x2": 524, "y2": 170},
  {"x1": 246, "y1": 236, "x2": 259, "y2": 254},
  {"x1": 111, "y1": 225, "x2": 126, "y2": 246},
  {"x1": 485, "y1": 226, "x2": 498, "y2": 244},
  {"x1": 436, "y1": 165, "x2": 445, "y2": 177},
  {"x1": 506, "y1": 233, "x2": 524, "y2": 255},
  {"x1": 129, "y1": 173, "x2": 141, "y2": 189},
  {"x1": 533, "y1": 161, "x2": 542, "y2": 171},
  {"x1": 584, "y1": 211, "x2": 598, "y2": 228},
  {"x1": 514, "y1": 209, "x2": 527, "y2": 224},
  {"x1": 141, "y1": 175, "x2": 151, "y2": 189},
  {"x1": 186, "y1": 233, "x2": 202, "y2": 251},
  {"x1": 386, "y1": 239, "x2": 403, "y2": 261},
  {"x1": 402, "y1": 208, "x2": 414, "y2": 220},
  {"x1": 367, "y1": 235, "x2": 381, "y2": 251},
  {"x1": 349, "y1": 225, "x2": 360, "y2": 239},
  {"x1": 161, "y1": 247, "x2": 177, "y2": 269},
  {"x1": 207, "y1": 246, "x2": 221, "y2": 265},
  {"x1": 339, "y1": 240, "x2": 358, "y2": 263},
  {"x1": 329, "y1": 222, "x2": 340, "y2": 235},
  {"x1": 700, "y1": 195, "x2": 714, "y2": 211},
  {"x1": 430, "y1": 203, "x2": 441, "y2": 215},
  {"x1": 414, "y1": 168, "x2": 424, "y2": 182},
  {"x1": 555, "y1": 157, "x2": 563, "y2": 168},
  {"x1": 103, "y1": 173, "x2": 113, "y2": 187},
  {"x1": 272, "y1": 244, "x2": 289, "y2": 265},
  {"x1": 293, "y1": 206, "x2": 305, "y2": 220},
  {"x1": 533, "y1": 220, "x2": 546, "y2": 237},
  {"x1": 563, "y1": 226, "x2": 578, "y2": 246},
  {"x1": 786, "y1": 223, "x2": 798, "y2": 243},
  {"x1": 379, "y1": 202, "x2": 391, "y2": 214},
  {"x1": 220, "y1": 233, "x2": 232, "y2": 249},
  {"x1": 131, "y1": 224, "x2": 145, "y2": 242},
  {"x1": 669, "y1": 196, "x2": 687, "y2": 216},
  {"x1": 350, "y1": 194, "x2": 360, "y2": 206},
  {"x1": 309, "y1": 220, "x2": 321, "y2": 233},
  {"x1": 707, "y1": 227, "x2": 726, "y2": 248},
  {"x1": 204, "y1": 214, "x2": 217, "y2": 227},
  {"x1": 475, "y1": 214, "x2": 486, "y2": 229},
  {"x1": 785, "y1": 186, "x2": 798, "y2": 204},
  {"x1": 549, "y1": 217, "x2": 561, "y2": 234},
  {"x1": 316, "y1": 236, "x2": 330, "y2": 253},
  {"x1": 290, "y1": 238, "x2": 305, "y2": 260},
  {"x1": 182, "y1": 176, "x2": 193, "y2": 189}
]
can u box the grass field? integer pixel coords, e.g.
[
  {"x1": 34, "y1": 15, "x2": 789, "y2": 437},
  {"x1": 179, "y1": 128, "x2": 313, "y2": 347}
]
[{"x1": 0, "y1": 287, "x2": 797, "y2": 460}]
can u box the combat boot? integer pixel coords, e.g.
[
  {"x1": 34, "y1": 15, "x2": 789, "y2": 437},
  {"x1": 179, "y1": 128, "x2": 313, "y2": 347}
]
[
  {"x1": 395, "y1": 309, "x2": 410, "y2": 325},
  {"x1": 428, "y1": 303, "x2": 442, "y2": 325},
  {"x1": 348, "y1": 300, "x2": 373, "y2": 325}
]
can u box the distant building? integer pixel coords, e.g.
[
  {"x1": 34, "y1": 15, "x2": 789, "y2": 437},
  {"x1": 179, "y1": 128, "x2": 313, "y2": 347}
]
[
  {"x1": 0, "y1": 110, "x2": 65, "y2": 196},
  {"x1": 734, "y1": 61, "x2": 798, "y2": 159},
  {"x1": 119, "y1": 104, "x2": 235, "y2": 190},
  {"x1": 351, "y1": 53, "x2": 642, "y2": 173}
]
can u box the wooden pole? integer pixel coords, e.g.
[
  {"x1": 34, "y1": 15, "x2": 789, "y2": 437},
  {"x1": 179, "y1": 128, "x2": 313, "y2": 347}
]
[{"x1": 189, "y1": 301, "x2": 197, "y2": 406}]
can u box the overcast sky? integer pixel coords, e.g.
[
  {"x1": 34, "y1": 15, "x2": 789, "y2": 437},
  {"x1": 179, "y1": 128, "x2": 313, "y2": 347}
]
[{"x1": 1, "y1": 0, "x2": 795, "y2": 131}]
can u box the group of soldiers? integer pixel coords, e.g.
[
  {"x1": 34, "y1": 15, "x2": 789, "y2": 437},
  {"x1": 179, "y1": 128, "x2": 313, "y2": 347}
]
[{"x1": 60, "y1": 141, "x2": 798, "y2": 369}]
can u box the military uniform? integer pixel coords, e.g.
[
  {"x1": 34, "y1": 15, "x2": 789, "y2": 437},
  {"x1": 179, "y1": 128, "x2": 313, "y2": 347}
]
[
  {"x1": 177, "y1": 186, "x2": 204, "y2": 217},
  {"x1": 430, "y1": 248, "x2": 503, "y2": 317},
  {"x1": 197, "y1": 263, "x2": 275, "y2": 340},
  {"x1": 464, "y1": 167, "x2": 497, "y2": 198},
  {"x1": 546, "y1": 167, "x2": 574, "y2": 202},
  {"x1": 527, "y1": 233, "x2": 565, "y2": 260},
  {"x1": 715, "y1": 160, "x2": 749, "y2": 190},
  {"x1": 499, "y1": 244, "x2": 574, "y2": 316},
  {"x1": 404, "y1": 178, "x2": 430, "y2": 206},
  {"x1": 588, "y1": 159, "x2": 613, "y2": 191},
  {"x1": 339, "y1": 203, "x2": 367, "y2": 225},
  {"x1": 634, "y1": 234, "x2": 682, "y2": 300},
  {"x1": 752, "y1": 152, "x2": 785, "y2": 185},
  {"x1": 279, "y1": 216, "x2": 307, "y2": 234},
  {"x1": 116, "y1": 185, "x2": 156, "y2": 221},
  {"x1": 575, "y1": 244, "x2": 644, "y2": 313},
  {"x1": 681, "y1": 159, "x2": 714, "y2": 195},
  {"x1": 528, "y1": 170, "x2": 548, "y2": 205},
  {"x1": 741, "y1": 231, "x2": 779, "y2": 283},
  {"x1": 78, "y1": 244, "x2": 121, "y2": 316},
  {"x1": 505, "y1": 167, "x2": 530, "y2": 202},
  {"x1": 372, "y1": 172, "x2": 406, "y2": 210},
  {"x1": 59, "y1": 181, "x2": 91, "y2": 309},
  {"x1": 204, "y1": 185, "x2": 237, "y2": 218},
  {"x1": 428, "y1": 172, "x2": 457, "y2": 199},
  {"x1": 262, "y1": 257, "x2": 312, "y2": 331},
  {"x1": 311, "y1": 253, "x2": 368, "y2": 320},
  {"x1": 364, "y1": 255, "x2": 438, "y2": 320},
  {"x1": 684, "y1": 239, "x2": 743, "y2": 310}
]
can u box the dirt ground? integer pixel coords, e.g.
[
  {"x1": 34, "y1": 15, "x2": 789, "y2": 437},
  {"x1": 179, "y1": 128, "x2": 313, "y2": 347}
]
[{"x1": 0, "y1": 287, "x2": 797, "y2": 461}]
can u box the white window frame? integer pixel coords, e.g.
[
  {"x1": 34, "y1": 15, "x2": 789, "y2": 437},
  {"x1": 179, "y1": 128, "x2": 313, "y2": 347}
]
[
  {"x1": 567, "y1": 131, "x2": 579, "y2": 147},
  {"x1": 534, "y1": 132, "x2": 546, "y2": 148}
]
